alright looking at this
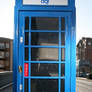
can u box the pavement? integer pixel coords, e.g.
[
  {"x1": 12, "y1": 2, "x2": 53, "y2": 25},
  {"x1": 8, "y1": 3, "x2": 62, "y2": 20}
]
[
  {"x1": 0, "y1": 85, "x2": 12, "y2": 92},
  {"x1": 76, "y1": 77, "x2": 92, "y2": 92},
  {"x1": 0, "y1": 77, "x2": 92, "y2": 92}
]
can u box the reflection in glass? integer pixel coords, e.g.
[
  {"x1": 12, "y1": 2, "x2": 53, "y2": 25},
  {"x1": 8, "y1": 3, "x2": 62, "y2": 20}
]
[
  {"x1": 31, "y1": 17, "x2": 59, "y2": 30},
  {"x1": 24, "y1": 78, "x2": 28, "y2": 92},
  {"x1": 61, "y1": 79, "x2": 65, "y2": 92},
  {"x1": 25, "y1": 32, "x2": 29, "y2": 45},
  {"x1": 61, "y1": 17, "x2": 65, "y2": 31},
  {"x1": 25, "y1": 17, "x2": 29, "y2": 30},
  {"x1": 61, "y1": 48, "x2": 65, "y2": 61},
  {"x1": 61, "y1": 64, "x2": 65, "y2": 76},
  {"x1": 31, "y1": 32, "x2": 59, "y2": 46},
  {"x1": 31, "y1": 48, "x2": 59, "y2": 61},
  {"x1": 25, "y1": 48, "x2": 29, "y2": 61},
  {"x1": 31, "y1": 79, "x2": 58, "y2": 92},
  {"x1": 31, "y1": 63, "x2": 58, "y2": 76},
  {"x1": 61, "y1": 32, "x2": 65, "y2": 46}
]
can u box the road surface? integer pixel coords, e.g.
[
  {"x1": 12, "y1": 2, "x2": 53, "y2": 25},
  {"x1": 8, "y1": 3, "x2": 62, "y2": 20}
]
[{"x1": 76, "y1": 78, "x2": 92, "y2": 92}]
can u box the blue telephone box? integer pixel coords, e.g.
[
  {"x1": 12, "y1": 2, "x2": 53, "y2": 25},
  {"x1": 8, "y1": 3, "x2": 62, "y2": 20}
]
[{"x1": 13, "y1": 0, "x2": 76, "y2": 92}]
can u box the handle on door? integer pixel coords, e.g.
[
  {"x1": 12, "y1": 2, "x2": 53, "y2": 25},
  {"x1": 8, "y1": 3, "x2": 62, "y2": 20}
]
[{"x1": 18, "y1": 66, "x2": 22, "y2": 73}]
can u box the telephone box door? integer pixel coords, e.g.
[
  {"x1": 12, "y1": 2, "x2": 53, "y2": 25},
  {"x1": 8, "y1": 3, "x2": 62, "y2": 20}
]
[{"x1": 18, "y1": 11, "x2": 71, "y2": 92}]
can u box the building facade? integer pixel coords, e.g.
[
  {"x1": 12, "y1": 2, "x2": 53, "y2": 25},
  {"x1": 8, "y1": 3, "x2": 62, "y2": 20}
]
[
  {"x1": 77, "y1": 37, "x2": 92, "y2": 76},
  {"x1": 0, "y1": 37, "x2": 13, "y2": 72}
]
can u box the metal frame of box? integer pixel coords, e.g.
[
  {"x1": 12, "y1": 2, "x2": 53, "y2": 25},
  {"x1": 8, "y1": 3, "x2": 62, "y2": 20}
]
[{"x1": 13, "y1": 0, "x2": 76, "y2": 92}]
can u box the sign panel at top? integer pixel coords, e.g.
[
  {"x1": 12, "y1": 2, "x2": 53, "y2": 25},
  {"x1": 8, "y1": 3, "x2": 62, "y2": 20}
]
[{"x1": 23, "y1": 0, "x2": 68, "y2": 5}]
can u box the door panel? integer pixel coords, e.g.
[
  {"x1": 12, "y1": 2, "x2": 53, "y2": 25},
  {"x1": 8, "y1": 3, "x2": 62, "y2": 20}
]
[{"x1": 19, "y1": 12, "x2": 71, "y2": 92}]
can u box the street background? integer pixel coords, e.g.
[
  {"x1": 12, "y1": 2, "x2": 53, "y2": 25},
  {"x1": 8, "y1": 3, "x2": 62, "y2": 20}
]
[{"x1": 0, "y1": 77, "x2": 92, "y2": 92}]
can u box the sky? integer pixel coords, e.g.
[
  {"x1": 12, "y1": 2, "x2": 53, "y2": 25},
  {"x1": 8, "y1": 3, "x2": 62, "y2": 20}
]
[
  {"x1": 0, "y1": 0, "x2": 92, "y2": 44},
  {"x1": 76, "y1": 0, "x2": 92, "y2": 43},
  {"x1": 0, "y1": 0, "x2": 14, "y2": 39}
]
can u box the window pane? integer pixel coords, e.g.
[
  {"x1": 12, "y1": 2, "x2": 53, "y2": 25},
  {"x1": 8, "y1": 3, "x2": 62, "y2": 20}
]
[
  {"x1": 6, "y1": 43, "x2": 9, "y2": 48},
  {"x1": 61, "y1": 79, "x2": 65, "y2": 92},
  {"x1": 31, "y1": 79, "x2": 58, "y2": 92},
  {"x1": 61, "y1": 17, "x2": 65, "y2": 31},
  {"x1": 0, "y1": 43, "x2": 5, "y2": 49},
  {"x1": 31, "y1": 48, "x2": 59, "y2": 61},
  {"x1": 25, "y1": 32, "x2": 29, "y2": 45},
  {"x1": 31, "y1": 32, "x2": 59, "y2": 46},
  {"x1": 25, "y1": 17, "x2": 29, "y2": 30},
  {"x1": 25, "y1": 48, "x2": 29, "y2": 61},
  {"x1": 61, "y1": 64, "x2": 65, "y2": 76},
  {"x1": 31, "y1": 17, "x2": 59, "y2": 30},
  {"x1": 0, "y1": 51, "x2": 5, "y2": 58},
  {"x1": 0, "y1": 60, "x2": 4, "y2": 68},
  {"x1": 5, "y1": 52, "x2": 9, "y2": 58},
  {"x1": 61, "y1": 32, "x2": 65, "y2": 46},
  {"x1": 31, "y1": 63, "x2": 58, "y2": 76},
  {"x1": 24, "y1": 78, "x2": 28, "y2": 92},
  {"x1": 61, "y1": 48, "x2": 65, "y2": 61}
]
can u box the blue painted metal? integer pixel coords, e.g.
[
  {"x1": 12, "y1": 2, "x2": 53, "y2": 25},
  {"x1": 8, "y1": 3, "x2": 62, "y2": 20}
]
[
  {"x1": 28, "y1": 17, "x2": 31, "y2": 92},
  {"x1": 14, "y1": 0, "x2": 76, "y2": 92},
  {"x1": 13, "y1": 6, "x2": 19, "y2": 92},
  {"x1": 59, "y1": 17, "x2": 61, "y2": 92},
  {"x1": 70, "y1": 9, "x2": 76, "y2": 92},
  {"x1": 65, "y1": 15, "x2": 71, "y2": 92}
]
